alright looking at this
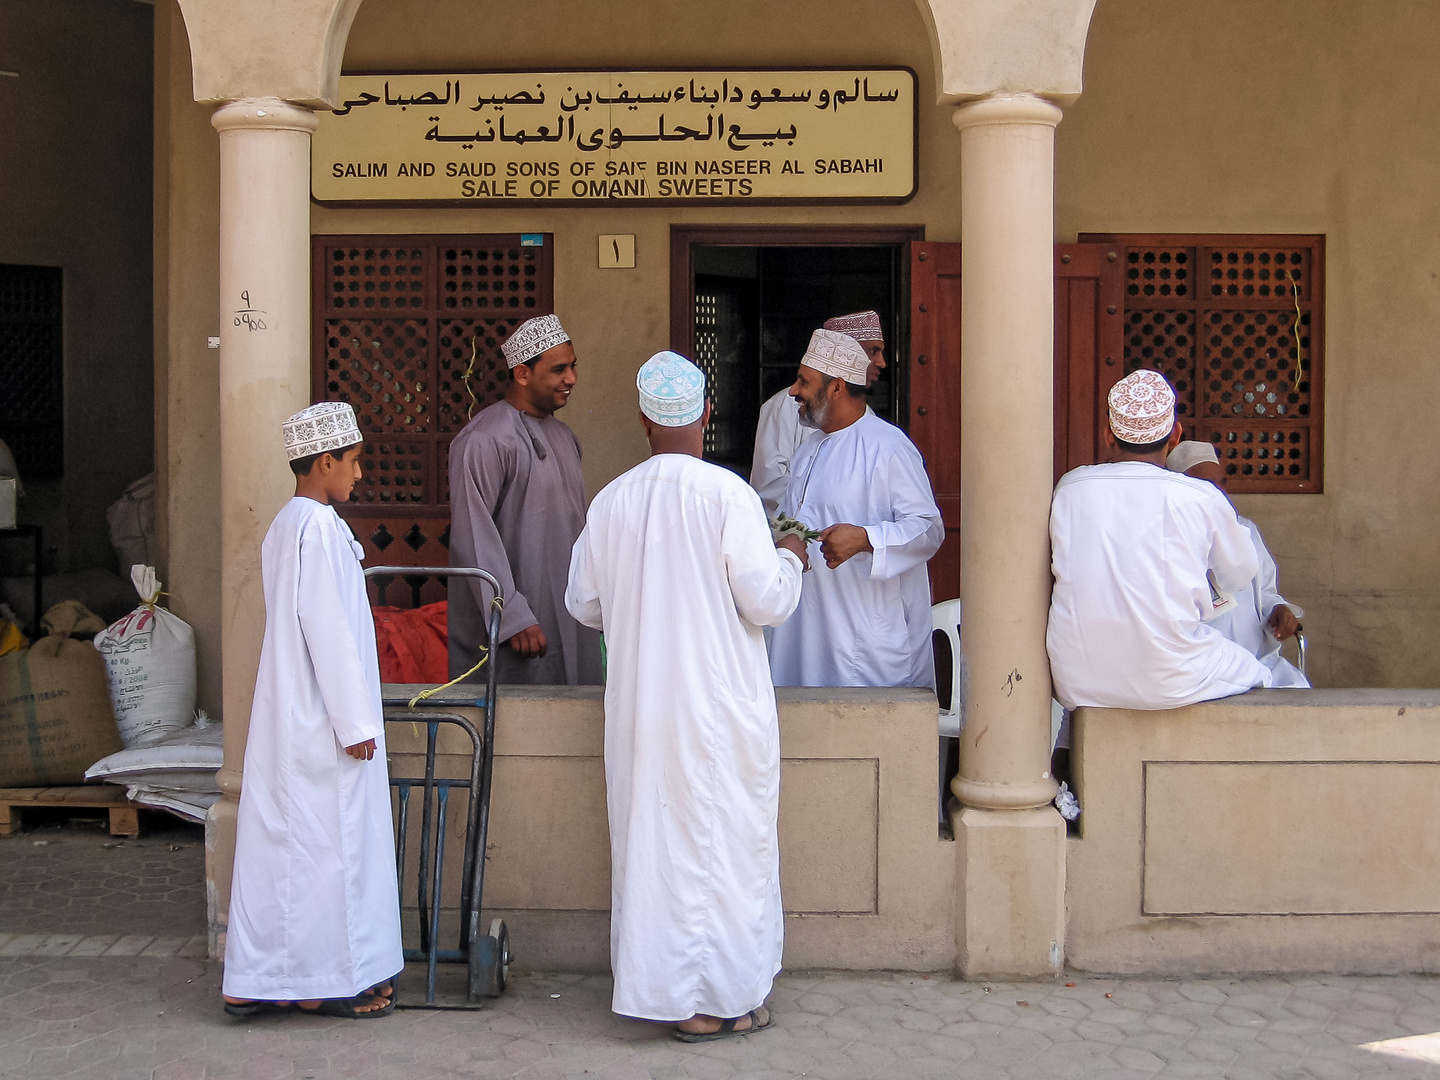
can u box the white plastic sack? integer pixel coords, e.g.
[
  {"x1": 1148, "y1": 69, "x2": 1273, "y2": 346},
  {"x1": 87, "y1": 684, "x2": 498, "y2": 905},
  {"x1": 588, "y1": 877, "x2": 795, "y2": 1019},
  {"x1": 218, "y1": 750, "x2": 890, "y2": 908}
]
[
  {"x1": 86, "y1": 713, "x2": 221, "y2": 792},
  {"x1": 93, "y1": 566, "x2": 197, "y2": 748}
]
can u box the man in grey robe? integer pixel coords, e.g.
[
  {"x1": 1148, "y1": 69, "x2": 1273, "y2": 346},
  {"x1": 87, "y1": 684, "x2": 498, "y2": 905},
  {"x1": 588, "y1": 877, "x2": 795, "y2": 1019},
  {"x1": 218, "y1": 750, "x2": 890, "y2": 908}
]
[{"x1": 447, "y1": 314, "x2": 602, "y2": 685}]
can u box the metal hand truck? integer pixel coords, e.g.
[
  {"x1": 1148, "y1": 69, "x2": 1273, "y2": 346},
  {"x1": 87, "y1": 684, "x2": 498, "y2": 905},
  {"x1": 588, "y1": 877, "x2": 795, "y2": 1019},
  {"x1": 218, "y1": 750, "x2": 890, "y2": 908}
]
[{"x1": 365, "y1": 565, "x2": 511, "y2": 1008}]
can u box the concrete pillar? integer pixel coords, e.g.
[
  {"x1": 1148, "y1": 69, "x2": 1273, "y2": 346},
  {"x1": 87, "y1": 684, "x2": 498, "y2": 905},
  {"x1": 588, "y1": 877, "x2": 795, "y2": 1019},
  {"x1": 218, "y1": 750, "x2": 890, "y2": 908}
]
[
  {"x1": 206, "y1": 98, "x2": 317, "y2": 956},
  {"x1": 950, "y1": 93, "x2": 1067, "y2": 978}
]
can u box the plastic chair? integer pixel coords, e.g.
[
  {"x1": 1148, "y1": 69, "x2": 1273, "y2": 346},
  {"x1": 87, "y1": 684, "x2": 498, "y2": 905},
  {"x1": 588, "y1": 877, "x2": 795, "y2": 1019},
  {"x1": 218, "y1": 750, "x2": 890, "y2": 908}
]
[
  {"x1": 933, "y1": 599, "x2": 963, "y2": 822},
  {"x1": 933, "y1": 599, "x2": 963, "y2": 737}
]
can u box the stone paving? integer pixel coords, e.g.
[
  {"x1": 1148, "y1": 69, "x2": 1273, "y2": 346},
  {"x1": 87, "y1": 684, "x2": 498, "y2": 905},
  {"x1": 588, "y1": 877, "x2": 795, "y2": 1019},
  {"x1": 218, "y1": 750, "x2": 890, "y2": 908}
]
[
  {"x1": 0, "y1": 813, "x2": 205, "y2": 939},
  {"x1": 6, "y1": 821, "x2": 1440, "y2": 1078},
  {"x1": 5, "y1": 958, "x2": 1440, "y2": 1078}
]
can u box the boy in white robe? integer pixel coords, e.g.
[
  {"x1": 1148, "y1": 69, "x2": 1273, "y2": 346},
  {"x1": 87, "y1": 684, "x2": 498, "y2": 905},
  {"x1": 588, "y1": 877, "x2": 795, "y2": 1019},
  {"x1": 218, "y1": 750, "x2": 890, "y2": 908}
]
[
  {"x1": 768, "y1": 329, "x2": 944, "y2": 689},
  {"x1": 1047, "y1": 372, "x2": 1273, "y2": 710},
  {"x1": 749, "y1": 310, "x2": 888, "y2": 516},
  {"x1": 1166, "y1": 441, "x2": 1309, "y2": 688},
  {"x1": 222, "y1": 402, "x2": 403, "y2": 1020},
  {"x1": 565, "y1": 353, "x2": 806, "y2": 1042}
]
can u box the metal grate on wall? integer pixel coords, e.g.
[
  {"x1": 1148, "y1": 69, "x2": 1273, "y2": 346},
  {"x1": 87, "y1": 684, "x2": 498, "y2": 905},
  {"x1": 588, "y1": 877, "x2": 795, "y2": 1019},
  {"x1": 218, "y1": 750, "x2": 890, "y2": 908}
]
[
  {"x1": 0, "y1": 264, "x2": 63, "y2": 480},
  {"x1": 1093, "y1": 235, "x2": 1325, "y2": 494},
  {"x1": 313, "y1": 236, "x2": 554, "y2": 577}
]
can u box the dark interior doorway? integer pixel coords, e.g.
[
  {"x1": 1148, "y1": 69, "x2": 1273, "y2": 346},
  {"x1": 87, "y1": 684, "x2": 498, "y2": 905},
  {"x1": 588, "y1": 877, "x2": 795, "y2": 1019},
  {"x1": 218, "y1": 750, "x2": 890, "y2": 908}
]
[{"x1": 671, "y1": 225, "x2": 923, "y2": 477}]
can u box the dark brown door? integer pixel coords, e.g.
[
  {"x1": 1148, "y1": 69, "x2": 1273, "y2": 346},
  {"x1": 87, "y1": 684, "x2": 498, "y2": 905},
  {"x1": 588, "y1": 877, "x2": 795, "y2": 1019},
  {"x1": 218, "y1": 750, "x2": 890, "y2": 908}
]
[
  {"x1": 907, "y1": 242, "x2": 1124, "y2": 602},
  {"x1": 907, "y1": 242, "x2": 961, "y2": 603}
]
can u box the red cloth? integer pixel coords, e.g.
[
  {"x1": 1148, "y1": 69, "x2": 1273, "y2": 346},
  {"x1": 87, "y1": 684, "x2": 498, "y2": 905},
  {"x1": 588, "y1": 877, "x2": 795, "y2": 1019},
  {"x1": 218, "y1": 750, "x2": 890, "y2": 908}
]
[{"x1": 372, "y1": 602, "x2": 449, "y2": 684}]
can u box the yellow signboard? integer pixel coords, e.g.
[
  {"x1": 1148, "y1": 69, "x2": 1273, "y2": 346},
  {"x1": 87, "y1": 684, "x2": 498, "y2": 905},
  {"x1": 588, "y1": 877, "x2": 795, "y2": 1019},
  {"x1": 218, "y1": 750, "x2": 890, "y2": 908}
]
[{"x1": 311, "y1": 70, "x2": 916, "y2": 205}]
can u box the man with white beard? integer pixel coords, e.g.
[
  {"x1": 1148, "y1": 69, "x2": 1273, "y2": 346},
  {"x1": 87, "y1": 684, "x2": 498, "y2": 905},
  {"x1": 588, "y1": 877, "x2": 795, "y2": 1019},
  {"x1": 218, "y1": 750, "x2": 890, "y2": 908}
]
[
  {"x1": 768, "y1": 329, "x2": 944, "y2": 689},
  {"x1": 749, "y1": 311, "x2": 887, "y2": 516}
]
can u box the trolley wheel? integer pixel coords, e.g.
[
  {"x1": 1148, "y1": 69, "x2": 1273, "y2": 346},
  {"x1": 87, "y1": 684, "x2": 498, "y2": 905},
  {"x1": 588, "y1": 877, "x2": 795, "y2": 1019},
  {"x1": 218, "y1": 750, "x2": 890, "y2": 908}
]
[{"x1": 472, "y1": 918, "x2": 511, "y2": 998}]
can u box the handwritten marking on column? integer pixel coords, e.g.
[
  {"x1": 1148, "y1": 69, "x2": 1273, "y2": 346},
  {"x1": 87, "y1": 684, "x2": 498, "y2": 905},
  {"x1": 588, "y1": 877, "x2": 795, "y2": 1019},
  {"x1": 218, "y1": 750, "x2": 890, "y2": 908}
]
[
  {"x1": 234, "y1": 290, "x2": 269, "y2": 332},
  {"x1": 1002, "y1": 669, "x2": 1023, "y2": 697}
]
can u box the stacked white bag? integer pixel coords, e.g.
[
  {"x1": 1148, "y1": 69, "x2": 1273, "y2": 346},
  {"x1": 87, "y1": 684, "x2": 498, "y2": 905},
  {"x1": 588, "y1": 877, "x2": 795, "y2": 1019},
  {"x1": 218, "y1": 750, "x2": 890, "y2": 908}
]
[{"x1": 94, "y1": 565, "x2": 197, "y2": 748}]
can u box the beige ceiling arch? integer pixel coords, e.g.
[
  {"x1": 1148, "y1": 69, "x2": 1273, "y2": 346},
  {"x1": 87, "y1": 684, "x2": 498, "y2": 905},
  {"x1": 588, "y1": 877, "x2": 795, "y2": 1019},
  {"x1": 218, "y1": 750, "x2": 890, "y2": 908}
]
[
  {"x1": 912, "y1": 0, "x2": 1098, "y2": 105},
  {"x1": 176, "y1": 0, "x2": 366, "y2": 106}
]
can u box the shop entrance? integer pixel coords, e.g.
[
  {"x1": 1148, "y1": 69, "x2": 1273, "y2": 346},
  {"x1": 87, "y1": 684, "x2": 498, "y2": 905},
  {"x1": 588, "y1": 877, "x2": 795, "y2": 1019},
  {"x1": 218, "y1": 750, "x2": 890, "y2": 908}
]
[{"x1": 670, "y1": 225, "x2": 924, "y2": 476}]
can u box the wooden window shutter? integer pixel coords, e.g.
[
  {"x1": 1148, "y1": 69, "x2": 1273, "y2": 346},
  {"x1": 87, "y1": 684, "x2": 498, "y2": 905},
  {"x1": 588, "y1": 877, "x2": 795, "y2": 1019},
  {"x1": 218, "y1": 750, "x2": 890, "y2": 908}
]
[
  {"x1": 1080, "y1": 233, "x2": 1325, "y2": 494},
  {"x1": 311, "y1": 235, "x2": 555, "y2": 599}
]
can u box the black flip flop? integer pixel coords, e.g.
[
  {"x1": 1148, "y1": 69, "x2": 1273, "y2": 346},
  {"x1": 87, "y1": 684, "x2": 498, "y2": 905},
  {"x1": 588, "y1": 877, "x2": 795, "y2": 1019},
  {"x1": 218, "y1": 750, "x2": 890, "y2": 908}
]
[
  {"x1": 673, "y1": 1009, "x2": 773, "y2": 1043},
  {"x1": 297, "y1": 991, "x2": 396, "y2": 1019},
  {"x1": 223, "y1": 1000, "x2": 293, "y2": 1020}
]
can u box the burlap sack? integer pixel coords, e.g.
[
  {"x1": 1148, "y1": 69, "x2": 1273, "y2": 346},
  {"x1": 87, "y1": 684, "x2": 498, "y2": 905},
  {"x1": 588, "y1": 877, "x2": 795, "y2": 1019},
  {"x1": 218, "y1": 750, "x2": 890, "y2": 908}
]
[{"x1": 0, "y1": 635, "x2": 123, "y2": 787}]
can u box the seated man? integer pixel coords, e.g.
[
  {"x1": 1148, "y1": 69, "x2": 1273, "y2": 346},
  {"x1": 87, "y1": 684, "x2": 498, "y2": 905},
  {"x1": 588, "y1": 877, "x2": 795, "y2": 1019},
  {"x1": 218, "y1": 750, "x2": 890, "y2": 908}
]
[
  {"x1": 1166, "y1": 441, "x2": 1309, "y2": 688},
  {"x1": 1047, "y1": 370, "x2": 1273, "y2": 710}
]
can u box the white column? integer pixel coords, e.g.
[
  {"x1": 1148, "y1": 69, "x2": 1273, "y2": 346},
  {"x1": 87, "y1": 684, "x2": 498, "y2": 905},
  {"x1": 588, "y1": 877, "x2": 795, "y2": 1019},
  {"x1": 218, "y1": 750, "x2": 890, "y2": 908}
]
[
  {"x1": 206, "y1": 98, "x2": 317, "y2": 956},
  {"x1": 950, "y1": 93, "x2": 1066, "y2": 978}
]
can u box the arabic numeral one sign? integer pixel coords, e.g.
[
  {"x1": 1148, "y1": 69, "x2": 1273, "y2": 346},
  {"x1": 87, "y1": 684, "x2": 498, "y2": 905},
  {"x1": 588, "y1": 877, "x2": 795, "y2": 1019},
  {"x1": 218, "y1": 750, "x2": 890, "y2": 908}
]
[{"x1": 311, "y1": 70, "x2": 916, "y2": 206}]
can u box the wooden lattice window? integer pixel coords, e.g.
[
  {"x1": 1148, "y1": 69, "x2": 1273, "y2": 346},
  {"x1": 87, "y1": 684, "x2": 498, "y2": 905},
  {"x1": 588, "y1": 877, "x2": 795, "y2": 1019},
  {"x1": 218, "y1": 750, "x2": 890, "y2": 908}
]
[
  {"x1": 1079, "y1": 233, "x2": 1324, "y2": 494},
  {"x1": 312, "y1": 235, "x2": 554, "y2": 592},
  {"x1": 0, "y1": 264, "x2": 63, "y2": 480}
]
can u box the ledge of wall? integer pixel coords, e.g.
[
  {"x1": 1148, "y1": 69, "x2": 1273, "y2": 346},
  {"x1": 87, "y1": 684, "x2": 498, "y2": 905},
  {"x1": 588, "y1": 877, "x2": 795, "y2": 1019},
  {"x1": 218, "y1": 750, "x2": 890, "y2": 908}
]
[
  {"x1": 1068, "y1": 689, "x2": 1440, "y2": 975},
  {"x1": 386, "y1": 684, "x2": 954, "y2": 973}
]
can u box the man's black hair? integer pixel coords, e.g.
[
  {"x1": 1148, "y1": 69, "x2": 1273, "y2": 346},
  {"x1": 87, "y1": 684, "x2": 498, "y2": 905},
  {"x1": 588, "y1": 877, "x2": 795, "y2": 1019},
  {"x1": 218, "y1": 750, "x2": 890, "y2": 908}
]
[
  {"x1": 290, "y1": 441, "x2": 361, "y2": 476},
  {"x1": 820, "y1": 373, "x2": 867, "y2": 399},
  {"x1": 507, "y1": 355, "x2": 542, "y2": 378},
  {"x1": 1113, "y1": 433, "x2": 1172, "y2": 455}
]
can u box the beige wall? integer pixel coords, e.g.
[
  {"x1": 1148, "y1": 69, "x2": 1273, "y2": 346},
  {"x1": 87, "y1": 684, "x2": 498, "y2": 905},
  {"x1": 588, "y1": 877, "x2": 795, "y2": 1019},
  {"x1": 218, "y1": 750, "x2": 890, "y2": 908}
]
[
  {"x1": 154, "y1": 0, "x2": 223, "y2": 716},
  {"x1": 1, "y1": 0, "x2": 154, "y2": 574},
  {"x1": 1058, "y1": 0, "x2": 1440, "y2": 688},
  {"x1": 1068, "y1": 690, "x2": 1440, "y2": 975},
  {"x1": 376, "y1": 685, "x2": 954, "y2": 973}
]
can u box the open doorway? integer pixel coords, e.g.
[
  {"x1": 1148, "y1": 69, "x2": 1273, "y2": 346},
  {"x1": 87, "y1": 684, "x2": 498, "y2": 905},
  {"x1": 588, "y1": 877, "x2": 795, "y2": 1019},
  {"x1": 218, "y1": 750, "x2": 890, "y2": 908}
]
[{"x1": 671, "y1": 225, "x2": 923, "y2": 476}]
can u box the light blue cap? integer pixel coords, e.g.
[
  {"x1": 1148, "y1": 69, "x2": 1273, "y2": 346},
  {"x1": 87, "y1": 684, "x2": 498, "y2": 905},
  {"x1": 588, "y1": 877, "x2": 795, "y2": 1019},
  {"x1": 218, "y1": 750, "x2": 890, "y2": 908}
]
[{"x1": 637, "y1": 351, "x2": 707, "y2": 427}]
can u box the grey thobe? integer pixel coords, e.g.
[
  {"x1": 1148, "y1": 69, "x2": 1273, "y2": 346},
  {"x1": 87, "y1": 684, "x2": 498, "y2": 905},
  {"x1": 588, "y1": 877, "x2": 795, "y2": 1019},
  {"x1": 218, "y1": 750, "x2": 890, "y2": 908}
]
[{"x1": 448, "y1": 400, "x2": 602, "y2": 685}]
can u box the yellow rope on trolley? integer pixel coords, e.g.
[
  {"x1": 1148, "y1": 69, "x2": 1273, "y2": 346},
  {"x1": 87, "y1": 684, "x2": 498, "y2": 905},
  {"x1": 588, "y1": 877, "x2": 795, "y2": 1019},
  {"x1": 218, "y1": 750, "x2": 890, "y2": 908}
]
[{"x1": 405, "y1": 594, "x2": 504, "y2": 710}]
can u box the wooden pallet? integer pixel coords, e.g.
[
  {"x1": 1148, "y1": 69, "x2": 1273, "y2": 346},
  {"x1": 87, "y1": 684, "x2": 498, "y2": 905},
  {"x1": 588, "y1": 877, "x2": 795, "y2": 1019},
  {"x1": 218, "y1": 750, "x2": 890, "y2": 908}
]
[{"x1": 0, "y1": 786, "x2": 140, "y2": 838}]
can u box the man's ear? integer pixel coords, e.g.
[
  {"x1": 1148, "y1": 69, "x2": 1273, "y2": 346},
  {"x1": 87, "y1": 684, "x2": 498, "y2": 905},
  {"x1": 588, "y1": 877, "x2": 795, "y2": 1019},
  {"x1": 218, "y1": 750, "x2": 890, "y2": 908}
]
[
  {"x1": 700, "y1": 400, "x2": 713, "y2": 429},
  {"x1": 512, "y1": 362, "x2": 532, "y2": 388},
  {"x1": 1101, "y1": 426, "x2": 1119, "y2": 450},
  {"x1": 1166, "y1": 420, "x2": 1184, "y2": 452},
  {"x1": 638, "y1": 410, "x2": 652, "y2": 437}
]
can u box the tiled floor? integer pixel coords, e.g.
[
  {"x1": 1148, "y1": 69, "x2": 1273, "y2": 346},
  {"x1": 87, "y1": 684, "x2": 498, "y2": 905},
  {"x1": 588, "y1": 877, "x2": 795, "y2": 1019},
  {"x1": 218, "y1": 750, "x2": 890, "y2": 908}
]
[{"x1": 5, "y1": 820, "x2": 1440, "y2": 1078}]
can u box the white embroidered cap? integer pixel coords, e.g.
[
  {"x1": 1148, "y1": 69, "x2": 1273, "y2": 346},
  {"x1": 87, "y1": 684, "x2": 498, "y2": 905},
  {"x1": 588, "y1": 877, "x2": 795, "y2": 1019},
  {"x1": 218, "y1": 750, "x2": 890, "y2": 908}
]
[
  {"x1": 1108, "y1": 369, "x2": 1176, "y2": 445},
  {"x1": 500, "y1": 314, "x2": 570, "y2": 369},
  {"x1": 823, "y1": 310, "x2": 883, "y2": 343},
  {"x1": 1166, "y1": 440, "x2": 1220, "y2": 474},
  {"x1": 800, "y1": 328, "x2": 870, "y2": 384},
  {"x1": 637, "y1": 351, "x2": 707, "y2": 427},
  {"x1": 282, "y1": 401, "x2": 362, "y2": 461}
]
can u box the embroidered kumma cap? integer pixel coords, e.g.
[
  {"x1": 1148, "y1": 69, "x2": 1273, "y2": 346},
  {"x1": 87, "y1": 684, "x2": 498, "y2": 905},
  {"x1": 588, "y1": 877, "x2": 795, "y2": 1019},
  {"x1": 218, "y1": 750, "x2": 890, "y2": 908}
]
[
  {"x1": 283, "y1": 402, "x2": 361, "y2": 461},
  {"x1": 800, "y1": 328, "x2": 870, "y2": 384},
  {"x1": 500, "y1": 314, "x2": 570, "y2": 368},
  {"x1": 637, "y1": 351, "x2": 707, "y2": 427},
  {"x1": 823, "y1": 310, "x2": 884, "y2": 343},
  {"x1": 1166, "y1": 440, "x2": 1220, "y2": 474},
  {"x1": 1107, "y1": 369, "x2": 1177, "y2": 445}
]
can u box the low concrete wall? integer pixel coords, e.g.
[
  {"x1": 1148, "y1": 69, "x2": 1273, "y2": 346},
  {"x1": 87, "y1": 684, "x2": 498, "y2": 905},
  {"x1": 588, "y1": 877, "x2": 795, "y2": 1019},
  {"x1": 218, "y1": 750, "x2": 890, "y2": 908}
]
[
  {"x1": 386, "y1": 685, "x2": 954, "y2": 973},
  {"x1": 1067, "y1": 689, "x2": 1440, "y2": 975}
]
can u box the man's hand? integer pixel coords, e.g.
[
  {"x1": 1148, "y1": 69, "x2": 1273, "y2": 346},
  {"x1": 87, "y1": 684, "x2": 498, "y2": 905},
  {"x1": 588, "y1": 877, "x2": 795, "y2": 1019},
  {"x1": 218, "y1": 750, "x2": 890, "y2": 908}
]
[
  {"x1": 776, "y1": 533, "x2": 810, "y2": 571},
  {"x1": 508, "y1": 623, "x2": 548, "y2": 658},
  {"x1": 818, "y1": 524, "x2": 873, "y2": 570},
  {"x1": 1269, "y1": 605, "x2": 1300, "y2": 641},
  {"x1": 345, "y1": 739, "x2": 377, "y2": 761}
]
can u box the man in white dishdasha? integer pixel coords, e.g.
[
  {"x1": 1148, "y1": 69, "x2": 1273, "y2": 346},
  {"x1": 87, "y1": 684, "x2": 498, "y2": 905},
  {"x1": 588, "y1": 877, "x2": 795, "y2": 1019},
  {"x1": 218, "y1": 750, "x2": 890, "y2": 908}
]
[{"x1": 565, "y1": 352, "x2": 807, "y2": 1042}]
